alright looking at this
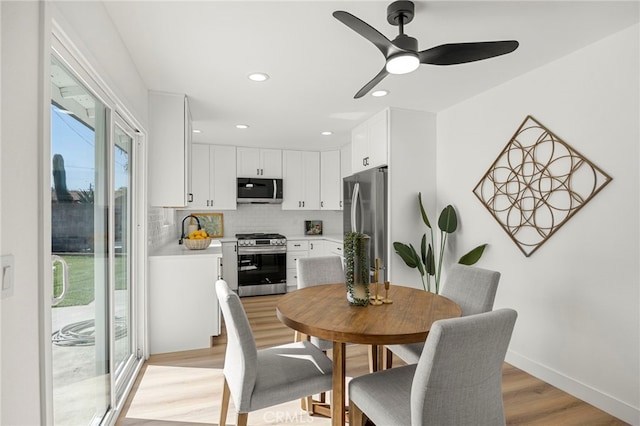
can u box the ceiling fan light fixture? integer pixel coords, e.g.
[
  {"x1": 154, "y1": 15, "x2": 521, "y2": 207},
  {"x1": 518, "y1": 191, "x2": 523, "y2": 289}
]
[{"x1": 385, "y1": 52, "x2": 419, "y2": 74}]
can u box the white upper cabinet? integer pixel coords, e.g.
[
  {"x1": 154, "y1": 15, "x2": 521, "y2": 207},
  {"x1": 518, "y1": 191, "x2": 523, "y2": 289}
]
[
  {"x1": 351, "y1": 108, "x2": 388, "y2": 174},
  {"x1": 148, "y1": 92, "x2": 192, "y2": 207},
  {"x1": 320, "y1": 150, "x2": 342, "y2": 210},
  {"x1": 190, "y1": 144, "x2": 236, "y2": 210},
  {"x1": 341, "y1": 143, "x2": 352, "y2": 179},
  {"x1": 282, "y1": 150, "x2": 320, "y2": 210},
  {"x1": 236, "y1": 147, "x2": 282, "y2": 178}
]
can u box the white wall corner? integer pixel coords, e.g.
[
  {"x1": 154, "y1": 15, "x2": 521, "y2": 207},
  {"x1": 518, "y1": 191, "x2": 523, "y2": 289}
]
[{"x1": 506, "y1": 350, "x2": 640, "y2": 425}]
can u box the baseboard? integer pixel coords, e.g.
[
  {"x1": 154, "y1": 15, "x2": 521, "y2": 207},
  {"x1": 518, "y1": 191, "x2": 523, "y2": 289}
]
[{"x1": 506, "y1": 350, "x2": 639, "y2": 425}]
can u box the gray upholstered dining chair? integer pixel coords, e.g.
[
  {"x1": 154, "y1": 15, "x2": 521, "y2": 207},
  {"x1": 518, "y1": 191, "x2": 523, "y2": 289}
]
[
  {"x1": 349, "y1": 308, "x2": 518, "y2": 426},
  {"x1": 215, "y1": 279, "x2": 333, "y2": 426},
  {"x1": 387, "y1": 263, "x2": 501, "y2": 365},
  {"x1": 296, "y1": 255, "x2": 345, "y2": 351}
]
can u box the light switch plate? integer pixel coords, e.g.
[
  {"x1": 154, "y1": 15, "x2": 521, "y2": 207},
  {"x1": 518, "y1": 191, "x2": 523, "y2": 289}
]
[{"x1": 1, "y1": 254, "x2": 15, "y2": 299}]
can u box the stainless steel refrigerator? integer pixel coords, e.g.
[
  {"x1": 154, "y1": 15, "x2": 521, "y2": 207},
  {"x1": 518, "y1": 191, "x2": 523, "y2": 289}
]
[{"x1": 343, "y1": 167, "x2": 388, "y2": 282}]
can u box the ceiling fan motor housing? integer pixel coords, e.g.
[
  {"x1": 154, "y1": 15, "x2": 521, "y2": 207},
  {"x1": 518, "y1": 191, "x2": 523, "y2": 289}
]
[
  {"x1": 387, "y1": 0, "x2": 415, "y2": 26},
  {"x1": 392, "y1": 34, "x2": 418, "y2": 52}
]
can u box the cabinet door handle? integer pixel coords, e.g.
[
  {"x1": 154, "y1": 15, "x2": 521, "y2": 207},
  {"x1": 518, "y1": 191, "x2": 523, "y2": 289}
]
[
  {"x1": 260, "y1": 168, "x2": 264, "y2": 175},
  {"x1": 340, "y1": 200, "x2": 342, "y2": 208},
  {"x1": 310, "y1": 243, "x2": 313, "y2": 250},
  {"x1": 321, "y1": 201, "x2": 324, "y2": 208},
  {"x1": 188, "y1": 193, "x2": 193, "y2": 202},
  {"x1": 298, "y1": 201, "x2": 301, "y2": 207},
  {"x1": 257, "y1": 168, "x2": 260, "y2": 175},
  {"x1": 302, "y1": 201, "x2": 305, "y2": 207}
]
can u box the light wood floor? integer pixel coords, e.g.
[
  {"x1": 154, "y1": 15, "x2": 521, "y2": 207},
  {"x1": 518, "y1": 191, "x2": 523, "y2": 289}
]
[{"x1": 117, "y1": 294, "x2": 627, "y2": 425}]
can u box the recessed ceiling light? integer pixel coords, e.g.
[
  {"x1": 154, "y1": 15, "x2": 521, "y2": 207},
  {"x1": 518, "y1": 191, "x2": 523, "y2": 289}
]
[
  {"x1": 321, "y1": 131, "x2": 333, "y2": 136},
  {"x1": 372, "y1": 90, "x2": 389, "y2": 97},
  {"x1": 248, "y1": 72, "x2": 269, "y2": 82},
  {"x1": 236, "y1": 124, "x2": 249, "y2": 129},
  {"x1": 192, "y1": 129, "x2": 201, "y2": 134}
]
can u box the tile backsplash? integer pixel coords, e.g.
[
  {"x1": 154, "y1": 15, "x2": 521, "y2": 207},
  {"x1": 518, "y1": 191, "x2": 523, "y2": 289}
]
[
  {"x1": 148, "y1": 204, "x2": 343, "y2": 250},
  {"x1": 147, "y1": 207, "x2": 177, "y2": 249}
]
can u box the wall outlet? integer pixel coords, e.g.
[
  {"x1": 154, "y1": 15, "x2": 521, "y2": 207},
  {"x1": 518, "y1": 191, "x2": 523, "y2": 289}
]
[{"x1": 1, "y1": 254, "x2": 15, "y2": 299}]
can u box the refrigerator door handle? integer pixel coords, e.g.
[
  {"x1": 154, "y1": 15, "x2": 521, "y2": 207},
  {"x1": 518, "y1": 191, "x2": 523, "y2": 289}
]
[
  {"x1": 351, "y1": 182, "x2": 359, "y2": 233},
  {"x1": 357, "y1": 185, "x2": 364, "y2": 233}
]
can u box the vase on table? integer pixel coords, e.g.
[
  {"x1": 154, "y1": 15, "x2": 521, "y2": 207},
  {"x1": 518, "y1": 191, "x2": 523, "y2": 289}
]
[{"x1": 344, "y1": 232, "x2": 370, "y2": 306}]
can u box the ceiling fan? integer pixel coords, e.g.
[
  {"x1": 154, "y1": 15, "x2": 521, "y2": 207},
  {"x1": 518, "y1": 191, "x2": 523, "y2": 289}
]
[{"x1": 333, "y1": 1, "x2": 519, "y2": 99}]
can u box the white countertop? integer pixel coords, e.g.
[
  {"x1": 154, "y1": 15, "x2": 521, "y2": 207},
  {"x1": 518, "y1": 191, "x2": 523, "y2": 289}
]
[
  {"x1": 286, "y1": 234, "x2": 343, "y2": 243},
  {"x1": 150, "y1": 240, "x2": 223, "y2": 257}
]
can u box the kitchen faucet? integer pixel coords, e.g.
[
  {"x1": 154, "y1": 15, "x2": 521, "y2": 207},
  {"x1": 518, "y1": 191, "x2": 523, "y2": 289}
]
[{"x1": 179, "y1": 214, "x2": 201, "y2": 244}]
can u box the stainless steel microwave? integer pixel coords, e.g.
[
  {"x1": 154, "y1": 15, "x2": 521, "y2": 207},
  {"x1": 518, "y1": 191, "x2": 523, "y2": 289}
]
[{"x1": 237, "y1": 178, "x2": 283, "y2": 204}]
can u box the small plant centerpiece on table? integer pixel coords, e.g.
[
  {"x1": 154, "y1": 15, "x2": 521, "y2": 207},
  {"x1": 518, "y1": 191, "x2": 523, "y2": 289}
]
[
  {"x1": 344, "y1": 231, "x2": 371, "y2": 305},
  {"x1": 393, "y1": 193, "x2": 487, "y2": 294}
]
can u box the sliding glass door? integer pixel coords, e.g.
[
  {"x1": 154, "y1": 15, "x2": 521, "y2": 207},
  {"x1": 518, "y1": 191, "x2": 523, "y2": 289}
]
[
  {"x1": 50, "y1": 53, "x2": 139, "y2": 425},
  {"x1": 112, "y1": 117, "x2": 137, "y2": 403}
]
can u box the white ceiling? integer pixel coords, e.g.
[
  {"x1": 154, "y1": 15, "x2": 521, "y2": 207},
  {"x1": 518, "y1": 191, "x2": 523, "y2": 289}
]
[{"x1": 103, "y1": 1, "x2": 639, "y2": 151}]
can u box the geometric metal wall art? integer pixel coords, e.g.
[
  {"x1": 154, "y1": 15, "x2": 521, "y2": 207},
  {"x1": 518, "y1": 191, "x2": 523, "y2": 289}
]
[{"x1": 473, "y1": 115, "x2": 612, "y2": 257}]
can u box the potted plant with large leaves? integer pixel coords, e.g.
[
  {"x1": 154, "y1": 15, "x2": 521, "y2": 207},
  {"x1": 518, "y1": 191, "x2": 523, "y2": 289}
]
[{"x1": 393, "y1": 193, "x2": 487, "y2": 294}]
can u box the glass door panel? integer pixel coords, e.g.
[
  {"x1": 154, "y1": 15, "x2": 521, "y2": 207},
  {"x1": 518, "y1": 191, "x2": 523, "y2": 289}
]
[
  {"x1": 50, "y1": 55, "x2": 110, "y2": 425},
  {"x1": 113, "y1": 120, "x2": 135, "y2": 399}
]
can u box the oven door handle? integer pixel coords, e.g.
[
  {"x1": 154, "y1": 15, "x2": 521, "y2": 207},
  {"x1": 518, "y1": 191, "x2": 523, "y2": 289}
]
[{"x1": 237, "y1": 246, "x2": 287, "y2": 255}]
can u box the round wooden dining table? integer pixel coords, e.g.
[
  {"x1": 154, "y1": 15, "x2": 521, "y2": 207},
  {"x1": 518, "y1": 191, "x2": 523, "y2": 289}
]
[{"x1": 276, "y1": 283, "x2": 461, "y2": 426}]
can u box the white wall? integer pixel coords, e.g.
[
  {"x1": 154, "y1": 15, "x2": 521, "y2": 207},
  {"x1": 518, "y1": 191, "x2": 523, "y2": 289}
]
[
  {"x1": 0, "y1": 1, "x2": 148, "y2": 424},
  {"x1": 1, "y1": 3, "x2": 45, "y2": 424},
  {"x1": 437, "y1": 25, "x2": 639, "y2": 423}
]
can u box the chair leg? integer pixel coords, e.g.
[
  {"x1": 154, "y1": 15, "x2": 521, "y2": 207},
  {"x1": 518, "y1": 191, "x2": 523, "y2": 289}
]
[
  {"x1": 368, "y1": 345, "x2": 377, "y2": 372},
  {"x1": 349, "y1": 400, "x2": 367, "y2": 426},
  {"x1": 384, "y1": 346, "x2": 393, "y2": 369},
  {"x1": 236, "y1": 412, "x2": 248, "y2": 426},
  {"x1": 305, "y1": 396, "x2": 314, "y2": 415},
  {"x1": 220, "y1": 378, "x2": 231, "y2": 426}
]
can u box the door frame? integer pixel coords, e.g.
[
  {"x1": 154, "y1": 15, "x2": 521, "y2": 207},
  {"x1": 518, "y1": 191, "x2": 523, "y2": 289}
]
[{"x1": 42, "y1": 15, "x2": 148, "y2": 425}]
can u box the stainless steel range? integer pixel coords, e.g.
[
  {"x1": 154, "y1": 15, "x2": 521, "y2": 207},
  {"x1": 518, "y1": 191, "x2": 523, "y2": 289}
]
[{"x1": 236, "y1": 233, "x2": 287, "y2": 297}]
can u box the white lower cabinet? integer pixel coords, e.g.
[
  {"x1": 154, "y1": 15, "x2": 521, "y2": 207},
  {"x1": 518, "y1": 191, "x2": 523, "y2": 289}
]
[
  {"x1": 286, "y1": 239, "x2": 343, "y2": 291},
  {"x1": 221, "y1": 241, "x2": 238, "y2": 291},
  {"x1": 286, "y1": 240, "x2": 309, "y2": 291},
  {"x1": 308, "y1": 239, "x2": 326, "y2": 257},
  {"x1": 325, "y1": 240, "x2": 344, "y2": 260},
  {"x1": 148, "y1": 253, "x2": 221, "y2": 354}
]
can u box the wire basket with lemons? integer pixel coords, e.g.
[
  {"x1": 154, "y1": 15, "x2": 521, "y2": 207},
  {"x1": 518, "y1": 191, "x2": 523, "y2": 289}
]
[{"x1": 183, "y1": 229, "x2": 212, "y2": 250}]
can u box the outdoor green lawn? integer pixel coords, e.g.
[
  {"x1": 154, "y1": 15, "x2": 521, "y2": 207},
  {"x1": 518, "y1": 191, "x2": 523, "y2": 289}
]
[{"x1": 53, "y1": 254, "x2": 127, "y2": 307}]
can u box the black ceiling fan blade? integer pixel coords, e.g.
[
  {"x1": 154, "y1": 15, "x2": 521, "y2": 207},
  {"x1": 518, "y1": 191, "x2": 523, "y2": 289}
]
[
  {"x1": 419, "y1": 40, "x2": 519, "y2": 65},
  {"x1": 354, "y1": 67, "x2": 389, "y2": 99},
  {"x1": 333, "y1": 10, "x2": 396, "y2": 57}
]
